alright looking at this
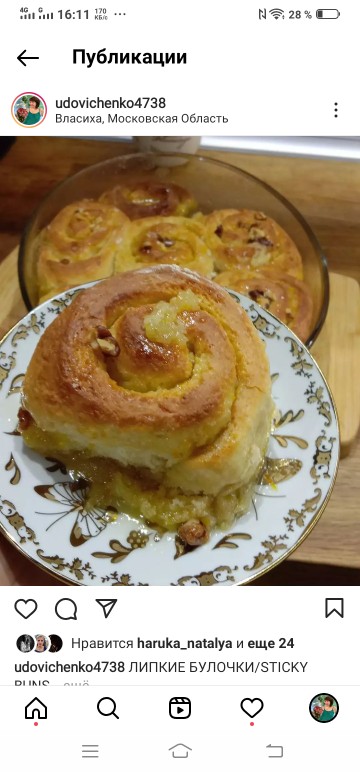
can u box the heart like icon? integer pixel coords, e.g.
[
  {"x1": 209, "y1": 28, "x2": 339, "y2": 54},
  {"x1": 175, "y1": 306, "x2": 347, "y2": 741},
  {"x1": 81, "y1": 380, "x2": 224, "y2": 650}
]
[
  {"x1": 240, "y1": 698, "x2": 264, "y2": 718},
  {"x1": 14, "y1": 599, "x2": 38, "y2": 619}
]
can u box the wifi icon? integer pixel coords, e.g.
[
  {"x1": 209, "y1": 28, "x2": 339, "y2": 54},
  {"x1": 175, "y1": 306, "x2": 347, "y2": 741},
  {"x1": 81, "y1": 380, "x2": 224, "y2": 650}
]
[{"x1": 270, "y1": 8, "x2": 285, "y2": 18}]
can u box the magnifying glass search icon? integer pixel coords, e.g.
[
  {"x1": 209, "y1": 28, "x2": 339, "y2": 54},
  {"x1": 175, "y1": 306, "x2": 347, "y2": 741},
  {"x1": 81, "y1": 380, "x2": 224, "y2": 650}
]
[{"x1": 97, "y1": 697, "x2": 119, "y2": 719}]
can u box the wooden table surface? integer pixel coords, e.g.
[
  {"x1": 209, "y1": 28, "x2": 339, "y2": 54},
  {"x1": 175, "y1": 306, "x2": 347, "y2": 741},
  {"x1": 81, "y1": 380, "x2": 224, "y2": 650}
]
[{"x1": 0, "y1": 136, "x2": 359, "y2": 586}]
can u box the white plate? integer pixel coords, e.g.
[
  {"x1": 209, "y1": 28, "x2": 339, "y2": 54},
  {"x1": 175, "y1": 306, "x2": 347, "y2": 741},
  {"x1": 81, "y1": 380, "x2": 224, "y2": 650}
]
[{"x1": 0, "y1": 287, "x2": 339, "y2": 585}]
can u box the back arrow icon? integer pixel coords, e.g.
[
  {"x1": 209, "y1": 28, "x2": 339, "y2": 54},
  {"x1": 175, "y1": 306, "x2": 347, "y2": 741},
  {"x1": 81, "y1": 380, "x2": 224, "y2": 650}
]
[{"x1": 17, "y1": 50, "x2": 40, "y2": 66}]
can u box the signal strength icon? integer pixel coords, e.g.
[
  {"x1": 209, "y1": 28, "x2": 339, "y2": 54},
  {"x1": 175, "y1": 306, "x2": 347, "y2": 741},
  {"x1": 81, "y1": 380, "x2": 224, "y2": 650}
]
[{"x1": 270, "y1": 8, "x2": 285, "y2": 18}]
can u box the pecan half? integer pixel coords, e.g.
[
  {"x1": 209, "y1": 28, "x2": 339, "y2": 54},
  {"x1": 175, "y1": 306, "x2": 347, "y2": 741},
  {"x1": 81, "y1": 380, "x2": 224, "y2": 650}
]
[
  {"x1": 92, "y1": 335, "x2": 120, "y2": 357},
  {"x1": 17, "y1": 408, "x2": 33, "y2": 431},
  {"x1": 248, "y1": 236, "x2": 274, "y2": 247},
  {"x1": 178, "y1": 519, "x2": 209, "y2": 546},
  {"x1": 249, "y1": 289, "x2": 265, "y2": 301},
  {"x1": 96, "y1": 325, "x2": 112, "y2": 339},
  {"x1": 157, "y1": 236, "x2": 174, "y2": 247}
]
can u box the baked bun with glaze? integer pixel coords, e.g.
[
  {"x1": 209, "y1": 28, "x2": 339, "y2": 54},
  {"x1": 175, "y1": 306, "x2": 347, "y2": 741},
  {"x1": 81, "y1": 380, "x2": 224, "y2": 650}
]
[
  {"x1": 21, "y1": 266, "x2": 272, "y2": 542},
  {"x1": 37, "y1": 199, "x2": 129, "y2": 302},
  {"x1": 202, "y1": 208, "x2": 303, "y2": 279},
  {"x1": 100, "y1": 180, "x2": 197, "y2": 219},
  {"x1": 116, "y1": 216, "x2": 214, "y2": 277},
  {"x1": 216, "y1": 268, "x2": 313, "y2": 342}
]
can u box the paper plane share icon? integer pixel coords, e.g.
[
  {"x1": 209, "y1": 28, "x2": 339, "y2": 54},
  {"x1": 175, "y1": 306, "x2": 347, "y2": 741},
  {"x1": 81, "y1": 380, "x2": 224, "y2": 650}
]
[{"x1": 95, "y1": 599, "x2": 118, "y2": 619}]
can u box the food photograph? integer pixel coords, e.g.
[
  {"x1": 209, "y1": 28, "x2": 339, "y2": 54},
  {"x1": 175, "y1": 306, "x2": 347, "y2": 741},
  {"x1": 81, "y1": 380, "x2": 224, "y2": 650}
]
[{"x1": 0, "y1": 136, "x2": 359, "y2": 586}]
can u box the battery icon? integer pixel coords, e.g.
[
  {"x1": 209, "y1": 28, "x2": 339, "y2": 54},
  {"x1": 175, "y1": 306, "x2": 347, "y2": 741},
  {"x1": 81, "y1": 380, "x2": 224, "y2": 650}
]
[{"x1": 316, "y1": 9, "x2": 340, "y2": 17}]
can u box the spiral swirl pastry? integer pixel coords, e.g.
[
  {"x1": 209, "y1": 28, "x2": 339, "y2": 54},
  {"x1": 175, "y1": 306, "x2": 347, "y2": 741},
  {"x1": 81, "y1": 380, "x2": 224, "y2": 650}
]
[
  {"x1": 21, "y1": 266, "x2": 272, "y2": 541},
  {"x1": 116, "y1": 216, "x2": 214, "y2": 277},
  {"x1": 203, "y1": 209, "x2": 303, "y2": 279},
  {"x1": 100, "y1": 180, "x2": 197, "y2": 219},
  {"x1": 216, "y1": 268, "x2": 313, "y2": 341},
  {"x1": 37, "y1": 199, "x2": 129, "y2": 302}
]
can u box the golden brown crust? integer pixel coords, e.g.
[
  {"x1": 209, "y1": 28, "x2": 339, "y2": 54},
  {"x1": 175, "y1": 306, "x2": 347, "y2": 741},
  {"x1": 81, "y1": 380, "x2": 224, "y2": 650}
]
[
  {"x1": 34, "y1": 192, "x2": 312, "y2": 344},
  {"x1": 99, "y1": 180, "x2": 197, "y2": 219},
  {"x1": 115, "y1": 216, "x2": 214, "y2": 277},
  {"x1": 216, "y1": 268, "x2": 313, "y2": 341},
  {"x1": 37, "y1": 199, "x2": 129, "y2": 301},
  {"x1": 22, "y1": 265, "x2": 272, "y2": 496},
  {"x1": 203, "y1": 208, "x2": 303, "y2": 279}
]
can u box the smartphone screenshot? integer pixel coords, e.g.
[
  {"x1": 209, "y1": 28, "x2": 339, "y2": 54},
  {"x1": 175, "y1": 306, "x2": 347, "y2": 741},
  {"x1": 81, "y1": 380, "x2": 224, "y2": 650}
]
[{"x1": 0, "y1": 1, "x2": 359, "y2": 769}]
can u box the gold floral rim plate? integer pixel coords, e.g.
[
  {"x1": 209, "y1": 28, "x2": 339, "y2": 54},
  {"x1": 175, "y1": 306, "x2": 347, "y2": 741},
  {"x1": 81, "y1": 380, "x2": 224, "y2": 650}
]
[{"x1": 0, "y1": 286, "x2": 339, "y2": 586}]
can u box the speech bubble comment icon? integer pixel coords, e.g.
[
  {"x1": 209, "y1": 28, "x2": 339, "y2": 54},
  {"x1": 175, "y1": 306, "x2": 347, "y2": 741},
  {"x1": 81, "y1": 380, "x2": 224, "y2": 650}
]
[
  {"x1": 55, "y1": 598, "x2": 78, "y2": 621},
  {"x1": 240, "y1": 698, "x2": 264, "y2": 718}
]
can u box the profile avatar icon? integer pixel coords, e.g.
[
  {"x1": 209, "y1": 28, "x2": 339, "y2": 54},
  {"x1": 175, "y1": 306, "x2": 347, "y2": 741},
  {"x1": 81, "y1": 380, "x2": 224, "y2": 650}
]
[
  {"x1": 17, "y1": 634, "x2": 35, "y2": 653},
  {"x1": 12, "y1": 92, "x2": 46, "y2": 127},
  {"x1": 34, "y1": 633, "x2": 50, "y2": 653},
  {"x1": 309, "y1": 693, "x2": 339, "y2": 723},
  {"x1": 49, "y1": 634, "x2": 63, "y2": 653}
]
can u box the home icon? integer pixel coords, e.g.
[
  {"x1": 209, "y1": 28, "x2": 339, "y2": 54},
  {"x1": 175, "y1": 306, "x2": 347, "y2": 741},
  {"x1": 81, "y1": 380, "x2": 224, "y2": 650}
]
[
  {"x1": 169, "y1": 743, "x2": 192, "y2": 759},
  {"x1": 25, "y1": 697, "x2": 47, "y2": 720}
]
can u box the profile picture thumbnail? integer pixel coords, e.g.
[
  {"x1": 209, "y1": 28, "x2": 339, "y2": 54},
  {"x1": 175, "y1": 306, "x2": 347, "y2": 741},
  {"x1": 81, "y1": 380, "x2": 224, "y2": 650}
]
[
  {"x1": 309, "y1": 693, "x2": 339, "y2": 723},
  {"x1": 17, "y1": 634, "x2": 35, "y2": 653},
  {"x1": 49, "y1": 634, "x2": 63, "y2": 653},
  {"x1": 12, "y1": 92, "x2": 47, "y2": 127},
  {"x1": 34, "y1": 634, "x2": 50, "y2": 653}
]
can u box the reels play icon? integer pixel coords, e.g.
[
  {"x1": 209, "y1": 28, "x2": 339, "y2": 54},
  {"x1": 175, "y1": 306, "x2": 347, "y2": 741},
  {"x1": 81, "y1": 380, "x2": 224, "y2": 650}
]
[{"x1": 169, "y1": 697, "x2": 191, "y2": 719}]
